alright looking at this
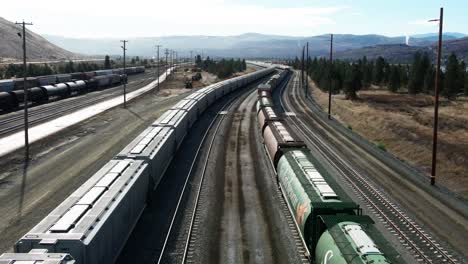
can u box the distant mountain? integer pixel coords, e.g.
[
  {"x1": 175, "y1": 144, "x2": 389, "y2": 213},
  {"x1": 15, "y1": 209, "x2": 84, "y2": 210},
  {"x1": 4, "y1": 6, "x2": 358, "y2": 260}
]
[
  {"x1": 0, "y1": 17, "x2": 77, "y2": 61},
  {"x1": 334, "y1": 37, "x2": 468, "y2": 63},
  {"x1": 411, "y1": 32, "x2": 467, "y2": 39},
  {"x1": 42, "y1": 31, "x2": 468, "y2": 61}
]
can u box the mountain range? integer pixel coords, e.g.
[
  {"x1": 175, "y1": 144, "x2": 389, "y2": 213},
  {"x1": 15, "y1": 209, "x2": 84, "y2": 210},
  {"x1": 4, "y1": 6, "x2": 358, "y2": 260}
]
[
  {"x1": 43, "y1": 32, "x2": 467, "y2": 62},
  {"x1": 0, "y1": 16, "x2": 466, "y2": 63}
]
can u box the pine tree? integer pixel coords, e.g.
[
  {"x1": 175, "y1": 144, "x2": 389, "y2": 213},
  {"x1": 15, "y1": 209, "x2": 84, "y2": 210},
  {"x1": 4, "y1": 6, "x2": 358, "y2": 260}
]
[
  {"x1": 373, "y1": 56, "x2": 385, "y2": 84},
  {"x1": 423, "y1": 66, "x2": 435, "y2": 94},
  {"x1": 408, "y1": 52, "x2": 430, "y2": 94},
  {"x1": 343, "y1": 63, "x2": 362, "y2": 100},
  {"x1": 361, "y1": 56, "x2": 373, "y2": 88},
  {"x1": 443, "y1": 53, "x2": 460, "y2": 99},
  {"x1": 388, "y1": 66, "x2": 401, "y2": 92},
  {"x1": 464, "y1": 71, "x2": 468, "y2": 96},
  {"x1": 104, "y1": 55, "x2": 111, "y2": 69}
]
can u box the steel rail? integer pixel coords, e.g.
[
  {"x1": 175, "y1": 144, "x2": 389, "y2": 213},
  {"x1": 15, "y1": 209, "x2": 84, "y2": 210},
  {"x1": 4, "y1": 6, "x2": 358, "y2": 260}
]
[
  {"x1": 279, "y1": 71, "x2": 457, "y2": 264},
  {"x1": 156, "y1": 86, "x2": 250, "y2": 264}
]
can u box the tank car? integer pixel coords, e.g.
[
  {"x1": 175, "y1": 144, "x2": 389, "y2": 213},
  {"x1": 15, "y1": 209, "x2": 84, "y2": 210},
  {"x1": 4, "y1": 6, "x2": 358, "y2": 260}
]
[
  {"x1": 262, "y1": 120, "x2": 305, "y2": 166},
  {"x1": 0, "y1": 92, "x2": 16, "y2": 111},
  {"x1": 315, "y1": 218, "x2": 391, "y2": 264},
  {"x1": 257, "y1": 106, "x2": 281, "y2": 131},
  {"x1": 276, "y1": 149, "x2": 361, "y2": 251}
]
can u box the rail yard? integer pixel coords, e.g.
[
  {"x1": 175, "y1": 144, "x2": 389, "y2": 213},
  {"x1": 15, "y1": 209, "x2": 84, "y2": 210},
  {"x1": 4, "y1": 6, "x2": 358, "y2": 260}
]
[{"x1": 1, "y1": 60, "x2": 466, "y2": 264}]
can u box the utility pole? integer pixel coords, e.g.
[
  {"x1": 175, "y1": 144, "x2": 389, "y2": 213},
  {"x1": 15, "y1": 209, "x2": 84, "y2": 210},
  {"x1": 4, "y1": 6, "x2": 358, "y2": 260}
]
[
  {"x1": 16, "y1": 20, "x2": 33, "y2": 161},
  {"x1": 429, "y1": 8, "x2": 443, "y2": 186},
  {"x1": 301, "y1": 46, "x2": 305, "y2": 91},
  {"x1": 121, "y1": 40, "x2": 128, "y2": 108},
  {"x1": 328, "y1": 34, "x2": 333, "y2": 120},
  {"x1": 305, "y1": 42, "x2": 309, "y2": 98},
  {"x1": 165, "y1": 48, "x2": 169, "y2": 75},
  {"x1": 155, "y1": 44, "x2": 162, "y2": 92}
]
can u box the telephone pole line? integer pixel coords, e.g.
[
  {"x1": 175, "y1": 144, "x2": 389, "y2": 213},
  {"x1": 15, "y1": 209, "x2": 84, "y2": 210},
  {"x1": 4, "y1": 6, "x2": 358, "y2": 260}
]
[
  {"x1": 328, "y1": 34, "x2": 333, "y2": 120},
  {"x1": 121, "y1": 40, "x2": 128, "y2": 108},
  {"x1": 15, "y1": 20, "x2": 33, "y2": 161},
  {"x1": 429, "y1": 7, "x2": 443, "y2": 186},
  {"x1": 305, "y1": 42, "x2": 309, "y2": 98},
  {"x1": 155, "y1": 44, "x2": 162, "y2": 92},
  {"x1": 301, "y1": 46, "x2": 305, "y2": 91}
]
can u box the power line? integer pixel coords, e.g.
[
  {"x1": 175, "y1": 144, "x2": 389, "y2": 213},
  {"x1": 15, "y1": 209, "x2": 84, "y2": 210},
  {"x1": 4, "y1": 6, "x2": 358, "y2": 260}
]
[{"x1": 15, "y1": 20, "x2": 33, "y2": 161}]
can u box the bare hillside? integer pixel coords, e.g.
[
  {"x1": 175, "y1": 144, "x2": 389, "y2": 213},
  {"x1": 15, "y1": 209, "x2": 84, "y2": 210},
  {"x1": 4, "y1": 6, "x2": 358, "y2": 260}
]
[{"x1": 0, "y1": 17, "x2": 77, "y2": 61}]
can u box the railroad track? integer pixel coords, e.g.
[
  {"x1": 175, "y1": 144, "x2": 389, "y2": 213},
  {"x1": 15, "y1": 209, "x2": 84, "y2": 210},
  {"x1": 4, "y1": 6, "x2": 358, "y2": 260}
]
[
  {"x1": 158, "y1": 80, "x2": 310, "y2": 264},
  {"x1": 0, "y1": 71, "x2": 160, "y2": 136},
  {"x1": 156, "y1": 84, "x2": 245, "y2": 264},
  {"x1": 279, "y1": 71, "x2": 459, "y2": 264}
]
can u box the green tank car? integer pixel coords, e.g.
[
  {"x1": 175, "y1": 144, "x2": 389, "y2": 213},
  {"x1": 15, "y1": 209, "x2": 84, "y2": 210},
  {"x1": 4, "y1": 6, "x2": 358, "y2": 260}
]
[
  {"x1": 315, "y1": 216, "x2": 391, "y2": 264},
  {"x1": 276, "y1": 149, "x2": 399, "y2": 263},
  {"x1": 276, "y1": 149, "x2": 359, "y2": 251}
]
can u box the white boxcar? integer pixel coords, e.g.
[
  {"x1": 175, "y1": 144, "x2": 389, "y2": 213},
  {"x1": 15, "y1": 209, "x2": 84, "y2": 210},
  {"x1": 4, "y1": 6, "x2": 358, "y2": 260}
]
[
  {"x1": 195, "y1": 87, "x2": 216, "y2": 106},
  {"x1": 15, "y1": 159, "x2": 149, "y2": 264},
  {"x1": 0, "y1": 251, "x2": 75, "y2": 264},
  {"x1": 171, "y1": 99, "x2": 199, "y2": 128},
  {"x1": 116, "y1": 126, "x2": 176, "y2": 188},
  {"x1": 152, "y1": 109, "x2": 189, "y2": 148},
  {"x1": 185, "y1": 92, "x2": 209, "y2": 113}
]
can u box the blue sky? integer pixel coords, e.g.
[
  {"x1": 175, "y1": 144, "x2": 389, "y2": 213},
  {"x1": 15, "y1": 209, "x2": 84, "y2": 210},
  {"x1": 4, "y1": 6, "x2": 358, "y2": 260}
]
[{"x1": 2, "y1": 0, "x2": 466, "y2": 38}]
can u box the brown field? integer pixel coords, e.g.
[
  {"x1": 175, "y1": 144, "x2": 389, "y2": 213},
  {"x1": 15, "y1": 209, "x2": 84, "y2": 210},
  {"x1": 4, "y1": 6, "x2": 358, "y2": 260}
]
[{"x1": 310, "y1": 82, "x2": 468, "y2": 197}]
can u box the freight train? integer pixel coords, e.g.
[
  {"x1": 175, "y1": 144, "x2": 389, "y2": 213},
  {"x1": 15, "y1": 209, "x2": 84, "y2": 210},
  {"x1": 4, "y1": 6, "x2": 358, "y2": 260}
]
[
  {"x1": 0, "y1": 66, "x2": 145, "y2": 112},
  {"x1": 0, "y1": 67, "x2": 276, "y2": 264},
  {"x1": 256, "y1": 69, "x2": 398, "y2": 263}
]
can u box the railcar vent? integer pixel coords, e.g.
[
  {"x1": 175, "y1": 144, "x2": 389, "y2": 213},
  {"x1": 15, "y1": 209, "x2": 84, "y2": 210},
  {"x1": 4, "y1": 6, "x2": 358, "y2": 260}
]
[
  {"x1": 291, "y1": 151, "x2": 339, "y2": 199},
  {"x1": 264, "y1": 107, "x2": 278, "y2": 119},
  {"x1": 271, "y1": 121, "x2": 294, "y2": 142},
  {"x1": 130, "y1": 127, "x2": 163, "y2": 154},
  {"x1": 344, "y1": 224, "x2": 382, "y2": 255},
  {"x1": 160, "y1": 110, "x2": 179, "y2": 124}
]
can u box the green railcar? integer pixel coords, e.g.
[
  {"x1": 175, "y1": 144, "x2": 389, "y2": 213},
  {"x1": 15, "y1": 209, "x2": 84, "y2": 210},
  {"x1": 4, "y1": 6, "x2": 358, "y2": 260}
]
[
  {"x1": 276, "y1": 149, "x2": 359, "y2": 252},
  {"x1": 315, "y1": 215, "x2": 393, "y2": 264}
]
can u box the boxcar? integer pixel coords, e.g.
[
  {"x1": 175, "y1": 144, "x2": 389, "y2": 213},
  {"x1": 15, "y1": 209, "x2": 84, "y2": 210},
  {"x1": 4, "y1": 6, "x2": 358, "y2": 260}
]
[
  {"x1": 0, "y1": 251, "x2": 75, "y2": 264},
  {"x1": 15, "y1": 159, "x2": 149, "y2": 264},
  {"x1": 185, "y1": 92, "x2": 209, "y2": 114},
  {"x1": 37, "y1": 75, "x2": 58, "y2": 86},
  {"x1": 116, "y1": 126, "x2": 175, "y2": 189},
  {"x1": 0, "y1": 79, "x2": 15, "y2": 92},
  {"x1": 13, "y1": 77, "x2": 38, "y2": 90},
  {"x1": 56, "y1": 74, "x2": 72, "y2": 83},
  {"x1": 170, "y1": 99, "x2": 199, "y2": 128},
  {"x1": 152, "y1": 109, "x2": 189, "y2": 148}
]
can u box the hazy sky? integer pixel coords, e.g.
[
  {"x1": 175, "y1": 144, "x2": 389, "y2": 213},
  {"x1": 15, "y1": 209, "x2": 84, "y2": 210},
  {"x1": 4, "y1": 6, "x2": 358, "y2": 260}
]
[{"x1": 2, "y1": 0, "x2": 467, "y2": 38}]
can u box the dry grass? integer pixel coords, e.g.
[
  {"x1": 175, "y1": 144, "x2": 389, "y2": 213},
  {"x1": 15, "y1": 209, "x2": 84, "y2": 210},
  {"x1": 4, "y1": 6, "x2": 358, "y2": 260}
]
[{"x1": 310, "y1": 82, "x2": 468, "y2": 196}]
